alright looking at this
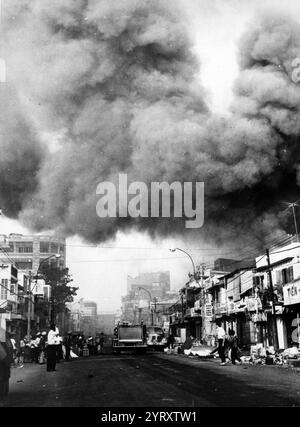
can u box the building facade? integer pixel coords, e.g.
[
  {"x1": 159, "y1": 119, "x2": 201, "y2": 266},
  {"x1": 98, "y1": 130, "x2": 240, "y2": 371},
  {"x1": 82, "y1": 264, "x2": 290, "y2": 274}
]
[
  {"x1": 167, "y1": 241, "x2": 300, "y2": 351},
  {"x1": 0, "y1": 234, "x2": 67, "y2": 339}
]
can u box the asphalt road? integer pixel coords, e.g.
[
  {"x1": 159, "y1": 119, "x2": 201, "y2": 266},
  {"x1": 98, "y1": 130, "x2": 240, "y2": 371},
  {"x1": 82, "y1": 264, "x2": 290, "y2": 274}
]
[{"x1": 3, "y1": 352, "x2": 300, "y2": 407}]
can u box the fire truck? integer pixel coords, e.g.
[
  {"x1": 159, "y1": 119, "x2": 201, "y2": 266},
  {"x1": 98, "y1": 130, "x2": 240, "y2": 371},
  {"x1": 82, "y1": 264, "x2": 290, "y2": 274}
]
[{"x1": 112, "y1": 322, "x2": 148, "y2": 354}]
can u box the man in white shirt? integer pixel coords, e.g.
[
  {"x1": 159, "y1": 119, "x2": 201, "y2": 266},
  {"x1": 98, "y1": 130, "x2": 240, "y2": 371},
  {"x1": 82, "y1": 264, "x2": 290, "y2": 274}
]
[
  {"x1": 216, "y1": 320, "x2": 227, "y2": 365},
  {"x1": 47, "y1": 324, "x2": 58, "y2": 372}
]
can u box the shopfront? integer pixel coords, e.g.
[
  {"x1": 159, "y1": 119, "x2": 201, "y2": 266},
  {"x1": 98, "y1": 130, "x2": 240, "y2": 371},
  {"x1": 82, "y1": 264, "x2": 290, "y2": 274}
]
[{"x1": 283, "y1": 280, "x2": 300, "y2": 348}]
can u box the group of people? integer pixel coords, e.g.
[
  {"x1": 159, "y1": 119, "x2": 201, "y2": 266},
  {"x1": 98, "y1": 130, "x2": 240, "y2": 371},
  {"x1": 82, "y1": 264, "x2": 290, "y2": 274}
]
[
  {"x1": 46, "y1": 325, "x2": 106, "y2": 371},
  {"x1": 9, "y1": 332, "x2": 48, "y2": 367},
  {"x1": 167, "y1": 320, "x2": 242, "y2": 365},
  {"x1": 211, "y1": 321, "x2": 242, "y2": 365}
]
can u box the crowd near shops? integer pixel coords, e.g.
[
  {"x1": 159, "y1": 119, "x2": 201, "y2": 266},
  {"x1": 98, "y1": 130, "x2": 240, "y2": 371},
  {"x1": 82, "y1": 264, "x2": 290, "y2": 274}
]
[
  {"x1": 9, "y1": 328, "x2": 106, "y2": 369},
  {"x1": 0, "y1": 324, "x2": 106, "y2": 402}
]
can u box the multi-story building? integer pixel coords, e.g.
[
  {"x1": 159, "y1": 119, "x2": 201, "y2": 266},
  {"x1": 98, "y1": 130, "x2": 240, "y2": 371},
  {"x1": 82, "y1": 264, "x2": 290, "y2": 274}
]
[
  {"x1": 0, "y1": 234, "x2": 66, "y2": 338},
  {"x1": 1, "y1": 234, "x2": 66, "y2": 273},
  {"x1": 127, "y1": 271, "x2": 170, "y2": 300},
  {"x1": 0, "y1": 260, "x2": 28, "y2": 340}
]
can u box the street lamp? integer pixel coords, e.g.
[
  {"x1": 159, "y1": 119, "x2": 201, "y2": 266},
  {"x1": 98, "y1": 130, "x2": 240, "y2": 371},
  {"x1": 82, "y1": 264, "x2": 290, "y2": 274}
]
[
  {"x1": 169, "y1": 248, "x2": 196, "y2": 278},
  {"x1": 27, "y1": 254, "x2": 61, "y2": 339}
]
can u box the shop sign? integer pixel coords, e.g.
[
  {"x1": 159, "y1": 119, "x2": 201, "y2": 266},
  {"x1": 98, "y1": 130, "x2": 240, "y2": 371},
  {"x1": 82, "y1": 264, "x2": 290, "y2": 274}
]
[
  {"x1": 245, "y1": 296, "x2": 262, "y2": 312},
  {"x1": 205, "y1": 304, "x2": 213, "y2": 319},
  {"x1": 251, "y1": 312, "x2": 267, "y2": 322},
  {"x1": 220, "y1": 303, "x2": 227, "y2": 313},
  {"x1": 283, "y1": 280, "x2": 300, "y2": 306},
  {"x1": 214, "y1": 303, "x2": 221, "y2": 315}
]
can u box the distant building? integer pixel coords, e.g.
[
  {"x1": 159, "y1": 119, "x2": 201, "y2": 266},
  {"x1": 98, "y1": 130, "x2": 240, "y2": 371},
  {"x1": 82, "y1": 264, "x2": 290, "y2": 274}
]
[
  {"x1": 81, "y1": 301, "x2": 97, "y2": 317},
  {"x1": 97, "y1": 314, "x2": 115, "y2": 336},
  {"x1": 0, "y1": 234, "x2": 66, "y2": 273},
  {"x1": 67, "y1": 299, "x2": 98, "y2": 337},
  {"x1": 127, "y1": 271, "x2": 170, "y2": 299},
  {"x1": 122, "y1": 271, "x2": 173, "y2": 326}
]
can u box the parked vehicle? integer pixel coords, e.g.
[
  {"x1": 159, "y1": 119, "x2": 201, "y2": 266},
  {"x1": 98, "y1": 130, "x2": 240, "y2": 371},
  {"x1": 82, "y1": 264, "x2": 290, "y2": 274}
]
[
  {"x1": 146, "y1": 326, "x2": 167, "y2": 351},
  {"x1": 112, "y1": 322, "x2": 147, "y2": 354}
]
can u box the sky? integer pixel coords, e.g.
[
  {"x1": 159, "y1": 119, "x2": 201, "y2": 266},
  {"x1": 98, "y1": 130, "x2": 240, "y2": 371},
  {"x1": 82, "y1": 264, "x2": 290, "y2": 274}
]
[{"x1": 2, "y1": 0, "x2": 300, "y2": 313}]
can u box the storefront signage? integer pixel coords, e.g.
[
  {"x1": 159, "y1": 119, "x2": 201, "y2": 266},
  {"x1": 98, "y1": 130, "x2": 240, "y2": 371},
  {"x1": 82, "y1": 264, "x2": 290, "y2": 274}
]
[
  {"x1": 205, "y1": 304, "x2": 213, "y2": 318},
  {"x1": 283, "y1": 280, "x2": 300, "y2": 306}
]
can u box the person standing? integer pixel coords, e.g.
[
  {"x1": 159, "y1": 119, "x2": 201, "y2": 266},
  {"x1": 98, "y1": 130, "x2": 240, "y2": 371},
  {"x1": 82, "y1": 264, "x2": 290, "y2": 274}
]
[
  {"x1": 227, "y1": 329, "x2": 241, "y2": 365},
  {"x1": 34, "y1": 333, "x2": 41, "y2": 364},
  {"x1": 47, "y1": 324, "x2": 58, "y2": 372},
  {"x1": 19, "y1": 337, "x2": 26, "y2": 366},
  {"x1": 39, "y1": 332, "x2": 47, "y2": 364},
  {"x1": 65, "y1": 332, "x2": 72, "y2": 361},
  {"x1": 99, "y1": 333, "x2": 105, "y2": 355},
  {"x1": 167, "y1": 332, "x2": 175, "y2": 350},
  {"x1": 215, "y1": 320, "x2": 227, "y2": 365}
]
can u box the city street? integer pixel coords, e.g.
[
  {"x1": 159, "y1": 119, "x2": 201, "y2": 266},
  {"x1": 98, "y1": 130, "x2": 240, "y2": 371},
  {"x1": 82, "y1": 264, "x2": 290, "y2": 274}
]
[{"x1": 3, "y1": 352, "x2": 300, "y2": 407}]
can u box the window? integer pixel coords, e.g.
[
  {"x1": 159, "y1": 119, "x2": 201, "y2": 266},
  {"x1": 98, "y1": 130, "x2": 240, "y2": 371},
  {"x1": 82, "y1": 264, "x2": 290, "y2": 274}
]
[
  {"x1": 40, "y1": 242, "x2": 50, "y2": 253},
  {"x1": 1, "y1": 279, "x2": 8, "y2": 300},
  {"x1": 282, "y1": 266, "x2": 294, "y2": 284},
  {"x1": 10, "y1": 284, "x2": 15, "y2": 295},
  {"x1": 50, "y1": 243, "x2": 58, "y2": 254},
  {"x1": 16, "y1": 242, "x2": 33, "y2": 253},
  {"x1": 276, "y1": 266, "x2": 294, "y2": 285},
  {"x1": 6, "y1": 242, "x2": 14, "y2": 252}
]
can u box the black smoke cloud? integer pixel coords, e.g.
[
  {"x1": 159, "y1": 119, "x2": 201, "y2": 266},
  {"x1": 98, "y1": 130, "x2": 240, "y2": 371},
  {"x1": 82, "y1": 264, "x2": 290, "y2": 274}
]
[{"x1": 1, "y1": 1, "x2": 299, "y2": 247}]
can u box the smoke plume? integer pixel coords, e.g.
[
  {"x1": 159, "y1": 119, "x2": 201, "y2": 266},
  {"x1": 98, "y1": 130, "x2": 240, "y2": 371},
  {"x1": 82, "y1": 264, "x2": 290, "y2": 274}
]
[{"x1": 1, "y1": 1, "x2": 300, "y2": 249}]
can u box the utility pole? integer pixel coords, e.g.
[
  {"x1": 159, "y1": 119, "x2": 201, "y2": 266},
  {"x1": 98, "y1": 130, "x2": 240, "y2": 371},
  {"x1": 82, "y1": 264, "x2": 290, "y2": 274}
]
[
  {"x1": 266, "y1": 249, "x2": 279, "y2": 350},
  {"x1": 284, "y1": 201, "x2": 300, "y2": 242},
  {"x1": 26, "y1": 271, "x2": 32, "y2": 339},
  {"x1": 291, "y1": 203, "x2": 299, "y2": 242}
]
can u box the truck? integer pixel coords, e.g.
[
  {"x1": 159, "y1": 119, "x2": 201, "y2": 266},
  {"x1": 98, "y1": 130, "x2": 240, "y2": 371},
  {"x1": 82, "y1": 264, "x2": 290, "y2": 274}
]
[
  {"x1": 146, "y1": 326, "x2": 167, "y2": 352},
  {"x1": 112, "y1": 322, "x2": 148, "y2": 354}
]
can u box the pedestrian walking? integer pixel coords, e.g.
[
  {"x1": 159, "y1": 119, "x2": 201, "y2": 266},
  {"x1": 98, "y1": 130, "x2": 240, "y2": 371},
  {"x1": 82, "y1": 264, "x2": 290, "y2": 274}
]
[
  {"x1": 56, "y1": 335, "x2": 63, "y2": 363},
  {"x1": 18, "y1": 337, "x2": 26, "y2": 366},
  {"x1": 39, "y1": 332, "x2": 47, "y2": 364},
  {"x1": 35, "y1": 332, "x2": 42, "y2": 363},
  {"x1": 99, "y1": 333, "x2": 105, "y2": 354},
  {"x1": 227, "y1": 329, "x2": 242, "y2": 365},
  {"x1": 47, "y1": 324, "x2": 58, "y2": 372},
  {"x1": 64, "y1": 332, "x2": 73, "y2": 361},
  {"x1": 167, "y1": 332, "x2": 175, "y2": 350},
  {"x1": 213, "y1": 320, "x2": 227, "y2": 365},
  {"x1": 9, "y1": 334, "x2": 17, "y2": 366}
]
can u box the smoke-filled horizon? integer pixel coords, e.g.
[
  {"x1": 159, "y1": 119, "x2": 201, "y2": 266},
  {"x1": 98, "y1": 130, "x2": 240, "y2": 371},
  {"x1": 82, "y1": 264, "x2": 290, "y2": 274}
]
[{"x1": 1, "y1": 0, "x2": 300, "y2": 249}]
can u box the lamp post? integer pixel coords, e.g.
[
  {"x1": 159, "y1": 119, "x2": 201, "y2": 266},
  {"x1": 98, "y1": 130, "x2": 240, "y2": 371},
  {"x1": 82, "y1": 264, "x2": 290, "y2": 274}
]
[
  {"x1": 169, "y1": 248, "x2": 196, "y2": 278},
  {"x1": 27, "y1": 254, "x2": 61, "y2": 339}
]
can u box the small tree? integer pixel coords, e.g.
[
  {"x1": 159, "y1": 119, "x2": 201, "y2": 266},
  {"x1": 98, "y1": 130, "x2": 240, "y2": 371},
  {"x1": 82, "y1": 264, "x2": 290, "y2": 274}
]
[{"x1": 38, "y1": 264, "x2": 78, "y2": 324}]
